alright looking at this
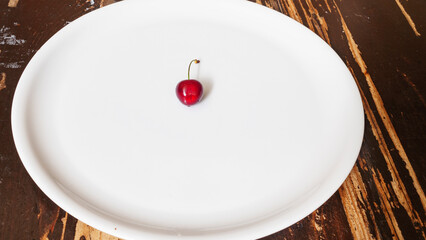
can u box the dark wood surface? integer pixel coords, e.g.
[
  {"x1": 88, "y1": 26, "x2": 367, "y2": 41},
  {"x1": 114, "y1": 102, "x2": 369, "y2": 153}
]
[{"x1": 0, "y1": 0, "x2": 425, "y2": 239}]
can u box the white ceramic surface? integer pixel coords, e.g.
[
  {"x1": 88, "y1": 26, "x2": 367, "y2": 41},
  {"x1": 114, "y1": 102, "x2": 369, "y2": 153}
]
[{"x1": 11, "y1": 0, "x2": 364, "y2": 239}]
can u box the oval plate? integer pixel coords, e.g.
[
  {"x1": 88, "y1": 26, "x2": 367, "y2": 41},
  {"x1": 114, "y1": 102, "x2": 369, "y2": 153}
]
[{"x1": 12, "y1": 0, "x2": 364, "y2": 239}]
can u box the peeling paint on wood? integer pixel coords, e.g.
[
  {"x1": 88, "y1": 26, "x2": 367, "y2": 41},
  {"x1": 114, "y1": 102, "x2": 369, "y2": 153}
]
[
  {"x1": 100, "y1": 0, "x2": 116, "y2": 7},
  {"x1": 335, "y1": 0, "x2": 426, "y2": 219},
  {"x1": 302, "y1": 0, "x2": 330, "y2": 43},
  {"x1": 60, "y1": 213, "x2": 68, "y2": 240},
  {"x1": 344, "y1": 66, "x2": 412, "y2": 240},
  {"x1": 0, "y1": 73, "x2": 5, "y2": 91},
  {"x1": 347, "y1": 62, "x2": 425, "y2": 238},
  {"x1": 280, "y1": 0, "x2": 304, "y2": 23},
  {"x1": 7, "y1": 0, "x2": 19, "y2": 8},
  {"x1": 0, "y1": 62, "x2": 22, "y2": 68},
  {"x1": 339, "y1": 165, "x2": 377, "y2": 240},
  {"x1": 0, "y1": 26, "x2": 26, "y2": 45},
  {"x1": 74, "y1": 221, "x2": 121, "y2": 240},
  {"x1": 39, "y1": 207, "x2": 60, "y2": 240},
  {"x1": 393, "y1": 0, "x2": 421, "y2": 36}
]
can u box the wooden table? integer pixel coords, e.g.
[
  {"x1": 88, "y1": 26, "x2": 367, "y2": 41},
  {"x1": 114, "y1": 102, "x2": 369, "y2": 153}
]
[{"x1": 0, "y1": 0, "x2": 425, "y2": 239}]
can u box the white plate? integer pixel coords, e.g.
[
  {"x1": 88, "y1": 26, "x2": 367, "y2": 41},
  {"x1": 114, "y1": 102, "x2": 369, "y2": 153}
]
[{"x1": 12, "y1": 0, "x2": 364, "y2": 239}]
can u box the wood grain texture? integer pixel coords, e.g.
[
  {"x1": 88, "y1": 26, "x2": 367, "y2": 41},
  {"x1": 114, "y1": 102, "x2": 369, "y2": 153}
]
[{"x1": 0, "y1": 0, "x2": 424, "y2": 239}]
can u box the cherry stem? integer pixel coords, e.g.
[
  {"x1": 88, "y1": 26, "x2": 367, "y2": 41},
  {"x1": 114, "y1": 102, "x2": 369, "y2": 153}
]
[{"x1": 188, "y1": 59, "x2": 200, "y2": 80}]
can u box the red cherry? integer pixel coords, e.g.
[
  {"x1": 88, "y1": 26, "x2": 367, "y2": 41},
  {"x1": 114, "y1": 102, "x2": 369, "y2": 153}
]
[
  {"x1": 176, "y1": 59, "x2": 203, "y2": 106},
  {"x1": 176, "y1": 80, "x2": 203, "y2": 106}
]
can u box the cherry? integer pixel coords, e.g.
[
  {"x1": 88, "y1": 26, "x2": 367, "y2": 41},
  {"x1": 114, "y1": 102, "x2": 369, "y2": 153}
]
[{"x1": 176, "y1": 59, "x2": 203, "y2": 106}]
